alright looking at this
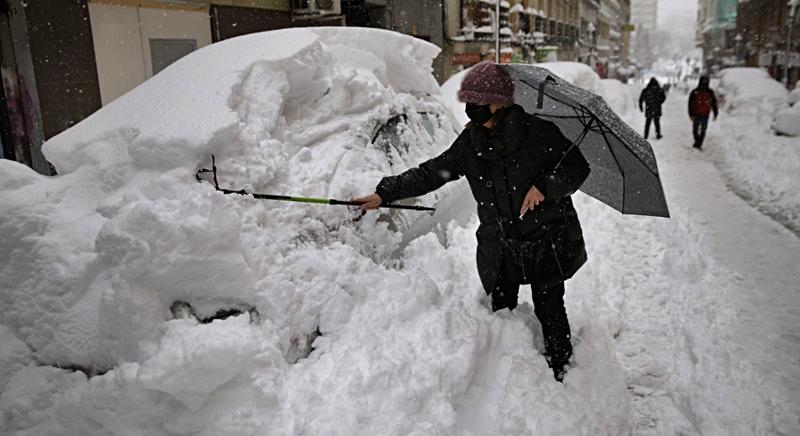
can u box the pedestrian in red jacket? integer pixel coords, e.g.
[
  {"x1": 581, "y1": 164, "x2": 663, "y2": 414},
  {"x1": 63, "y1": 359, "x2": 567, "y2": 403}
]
[{"x1": 688, "y1": 76, "x2": 719, "y2": 150}]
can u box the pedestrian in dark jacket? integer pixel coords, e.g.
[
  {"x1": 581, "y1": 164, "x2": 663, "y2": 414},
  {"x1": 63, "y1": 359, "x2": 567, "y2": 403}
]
[
  {"x1": 355, "y1": 61, "x2": 590, "y2": 382},
  {"x1": 688, "y1": 75, "x2": 718, "y2": 149},
  {"x1": 639, "y1": 78, "x2": 666, "y2": 140}
]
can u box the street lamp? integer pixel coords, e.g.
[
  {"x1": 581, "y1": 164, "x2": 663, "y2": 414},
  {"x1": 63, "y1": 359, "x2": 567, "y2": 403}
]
[
  {"x1": 734, "y1": 33, "x2": 743, "y2": 65},
  {"x1": 786, "y1": 0, "x2": 798, "y2": 88},
  {"x1": 495, "y1": 0, "x2": 501, "y2": 63}
]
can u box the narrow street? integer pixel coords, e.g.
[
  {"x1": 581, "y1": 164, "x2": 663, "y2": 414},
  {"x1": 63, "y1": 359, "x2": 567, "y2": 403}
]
[{"x1": 589, "y1": 95, "x2": 800, "y2": 435}]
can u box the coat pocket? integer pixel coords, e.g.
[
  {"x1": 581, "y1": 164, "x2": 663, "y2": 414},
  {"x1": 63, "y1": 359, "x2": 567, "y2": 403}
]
[
  {"x1": 501, "y1": 237, "x2": 559, "y2": 286},
  {"x1": 547, "y1": 226, "x2": 587, "y2": 284},
  {"x1": 549, "y1": 234, "x2": 565, "y2": 278}
]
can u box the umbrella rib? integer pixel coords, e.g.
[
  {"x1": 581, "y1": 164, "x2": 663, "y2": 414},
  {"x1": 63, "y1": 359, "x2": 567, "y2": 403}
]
[
  {"x1": 535, "y1": 114, "x2": 587, "y2": 119},
  {"x1": 554, "y1": 117, "x2": 593, "y2": 169},
  {"x1": 543, "y1": 88, "x2": 659, "y2": 177},
  {"x1": 519, "y1": 78, "x2": 596, "y2": 129},
  {"x1": 592, "y1": 116, "x2": 660, "y2": 176},
  {"x1": 538, "y1": 92, "x2": 606, "y2": 135},
  {"x1": 517, "y1": 76, "x2": 659, "y2": 178},
  {"x1": 574, "y1": 106, "x2": 589, "y2": 130},
  {"x1": 580, "y1": 106, "x2": 601, "y2": 133},
  {"x1": 598, "y1": 124, "x2": 626, "y2": 211}
]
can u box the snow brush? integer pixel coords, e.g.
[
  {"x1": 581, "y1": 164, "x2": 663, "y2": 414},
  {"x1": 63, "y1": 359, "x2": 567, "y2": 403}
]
[{"x1": 195, "y1": 155, "x2": 436, "y2": 212}]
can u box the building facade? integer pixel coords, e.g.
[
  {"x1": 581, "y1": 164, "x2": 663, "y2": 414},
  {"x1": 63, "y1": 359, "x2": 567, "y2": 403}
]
[
  {"x1": 442, "y1": 0, "x2": 634, "y2": 78},
  {"x1": 0, "y1": 0, "x2": 443, "y2": 174},
  {"x1": 342, "y1": 0, "x2": 445, "y2": 80},
  {"x1": 736, "y1": 0, "x2": 799, "y2": 88},
  {"x1": 629, "y1": 0, "x2": 656, "y2": 66},
  {"x1": 578, "y1": 0, "x2": 599, "y2": 68},
  {"x1": 695, "y1": 0, "x2": 737, "y2": 73},
  {"x1": 617, "y1": 0, "x2": 633, "y2": 76},
  {"x1": 2, "y1": 0, "x2": 636, "y2": 173}
]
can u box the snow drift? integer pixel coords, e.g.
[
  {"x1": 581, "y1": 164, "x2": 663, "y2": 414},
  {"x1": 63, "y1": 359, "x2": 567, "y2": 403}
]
[
  {"x1": 789, "y1": 87, "x2": 800, "y2": 106},
  {"x1": 600, "y1": 79, "x2": 639, "y2": 117},
  {"x1": 0, "y1": 28, "x2": 632, "y2": 435},
  {"x1": 772, "y1": 104, "x2": 800, "y2": 137},
  {"x1": 703, "y1": 68, "x2": 800, "y2": 235},
  {"x1": 535, "y1": 62, "x2": 606, "y2": 97},
  {"x1": 717, "y1": 67, "x2": 789, "y2": 117}
]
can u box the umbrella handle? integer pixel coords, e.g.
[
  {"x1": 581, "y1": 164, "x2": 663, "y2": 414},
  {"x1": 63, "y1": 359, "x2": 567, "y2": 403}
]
[{"x1": 537, "y1": 76, "x2": 556, "y2": 109}]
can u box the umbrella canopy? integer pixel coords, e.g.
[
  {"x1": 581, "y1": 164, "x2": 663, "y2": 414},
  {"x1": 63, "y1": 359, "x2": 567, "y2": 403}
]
[{"x1": 500, "y1": 64, "x2": 670, "y2": 218}]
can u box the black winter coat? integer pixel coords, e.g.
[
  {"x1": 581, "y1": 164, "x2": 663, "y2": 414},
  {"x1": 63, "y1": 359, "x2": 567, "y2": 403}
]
[
  {"x1": 639, "y1": 82, "x2": 666, "y2": 117},
  {"x1": 376, "y1": 104, "x2": 590, "y2": 294}
]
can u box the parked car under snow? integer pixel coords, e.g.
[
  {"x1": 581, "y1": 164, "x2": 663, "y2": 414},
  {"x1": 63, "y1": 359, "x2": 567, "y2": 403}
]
[{"x1": 0, "y1": 27, "x2": 467, "y2": 413}]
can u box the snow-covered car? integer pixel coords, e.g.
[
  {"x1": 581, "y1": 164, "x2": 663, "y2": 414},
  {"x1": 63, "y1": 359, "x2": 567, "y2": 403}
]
[
  {"x1": 772, "y1": 104, "x2": 800, "y2": 137},
  {"x1": 0, "y1": 28, "x2": 505, "y2": 435},
  {"x1": 717, "y1": 67, "x2": 789, "y2": 116},
  {"x1": 789, "y1": 87, "x2": 800, "y2": 106}
]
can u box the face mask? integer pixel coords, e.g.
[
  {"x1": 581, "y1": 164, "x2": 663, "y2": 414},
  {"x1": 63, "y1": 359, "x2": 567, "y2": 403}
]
[{"x1": 465, "y1": 103, "x2": 493, "y2": 125}]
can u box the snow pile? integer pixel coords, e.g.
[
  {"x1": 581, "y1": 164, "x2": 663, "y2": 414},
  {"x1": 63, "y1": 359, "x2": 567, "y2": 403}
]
[
  {"x1": 1, "y1": 28, "x2": 634, "y2": 435},
  {"x1": 538, "y1": 62, "x2": 605, "y2": 96},
  {"x1": 771, "y1": 103, "x2": 800, "y2": 136},
  {"x1": 600, "y1": 79, "x2": 639, "y2": 118},
  {"x1": 700, "y1": 69, "x2": 800, "y2": 234},
  {"x1": 717, "y1": 67, "x2": 789, "y2": 117},
  {"x1": 771, "y1": 83, "x2": 800, "y2": 136},
  {"x1": 439, "y1": 68, "x2": 469, "y2": 127},
  {"x1": 708, "y1": 113, "x2": 800, "y2": 235},
  {"x1": 788, "y1": 87, "x2": 800, "y2": 106}
]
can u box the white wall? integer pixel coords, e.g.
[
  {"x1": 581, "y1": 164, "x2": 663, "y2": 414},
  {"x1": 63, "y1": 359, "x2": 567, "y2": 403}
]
[
  {"x1": 89, "y1": 3, "x2": 147, "y2": 105},
  {"x1": 88, "y1": 2, "x2": 212, "y2": 106},
  {"x1": 138, "y1": 7, "x2": 213, "y2": 80}
]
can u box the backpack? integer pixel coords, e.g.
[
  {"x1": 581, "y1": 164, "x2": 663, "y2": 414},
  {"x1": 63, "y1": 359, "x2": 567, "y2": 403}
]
[{"x1": 690, "y1": 89, "x2": 714, "y2": 116}]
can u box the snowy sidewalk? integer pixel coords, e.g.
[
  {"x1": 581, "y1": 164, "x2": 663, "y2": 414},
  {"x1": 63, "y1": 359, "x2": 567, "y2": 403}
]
[{"x1": 581, "y1": 95, "x2": 800, "y2": 435}]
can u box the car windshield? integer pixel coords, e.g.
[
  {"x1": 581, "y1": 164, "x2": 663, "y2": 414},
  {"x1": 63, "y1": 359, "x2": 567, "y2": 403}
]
[{"x1": 372, "y1": 112, "x2": 441, "y2": 165}]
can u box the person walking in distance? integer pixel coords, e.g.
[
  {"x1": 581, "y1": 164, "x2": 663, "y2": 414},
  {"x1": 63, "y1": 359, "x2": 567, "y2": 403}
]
[
  {"x1": 639, "y1": 78, "x2": 666, "y2": 140},
  {"x1": 688, "y1": 75, "x2": 719, "y2": 150},
  {"x1": 354, "y1": 61, "x2": 590, "y2": 382}
]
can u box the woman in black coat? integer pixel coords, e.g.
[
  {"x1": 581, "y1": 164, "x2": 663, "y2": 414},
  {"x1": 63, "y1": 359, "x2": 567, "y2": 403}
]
[{"x1": 355, "y1": 61, "x2": 590, "y2": 382}]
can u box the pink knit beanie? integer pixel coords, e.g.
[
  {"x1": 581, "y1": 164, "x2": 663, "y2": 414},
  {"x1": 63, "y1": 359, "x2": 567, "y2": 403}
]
[{"x1": 457, "y1": 61, "x2": 515, "y2": 106}]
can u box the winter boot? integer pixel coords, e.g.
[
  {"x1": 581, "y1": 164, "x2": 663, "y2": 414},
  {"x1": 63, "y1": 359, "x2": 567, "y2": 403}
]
[
  {"x1": 544, "y1": 342, "x2": 573, "y2": 383},
  {"x1": 532, "y1": 283, "x2": 573, "y2": 382},
  {"x1": 551, "y1": 360, "x2": 570, "y2": 383}
]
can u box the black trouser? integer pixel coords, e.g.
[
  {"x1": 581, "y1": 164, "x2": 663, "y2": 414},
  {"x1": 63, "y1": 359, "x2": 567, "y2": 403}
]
[
  {"x1": 692, "y1": 116, "x2": 709, "y2": 148},
  {"x1": 491, "y1": 270, "x2": 573, "y2": 370},
  {"x1": 644, "y1": 116, "x2": 661, "y2": 139}
]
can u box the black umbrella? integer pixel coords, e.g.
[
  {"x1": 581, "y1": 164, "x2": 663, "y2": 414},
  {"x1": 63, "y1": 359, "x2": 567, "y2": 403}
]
[{"x1": 500, "y1": 64, "x2": 670, "y2": 218}]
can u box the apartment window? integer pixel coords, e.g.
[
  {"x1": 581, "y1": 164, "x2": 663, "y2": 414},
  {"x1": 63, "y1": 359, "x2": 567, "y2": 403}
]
[{"x1": 520, "y1": 13, "x2": 531, "y2": 34}]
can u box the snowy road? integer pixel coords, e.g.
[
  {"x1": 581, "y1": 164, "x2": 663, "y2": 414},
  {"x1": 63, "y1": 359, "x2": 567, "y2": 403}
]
[{"x1": 577, "y1": 95, "x2": 800, "y2": 435}]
